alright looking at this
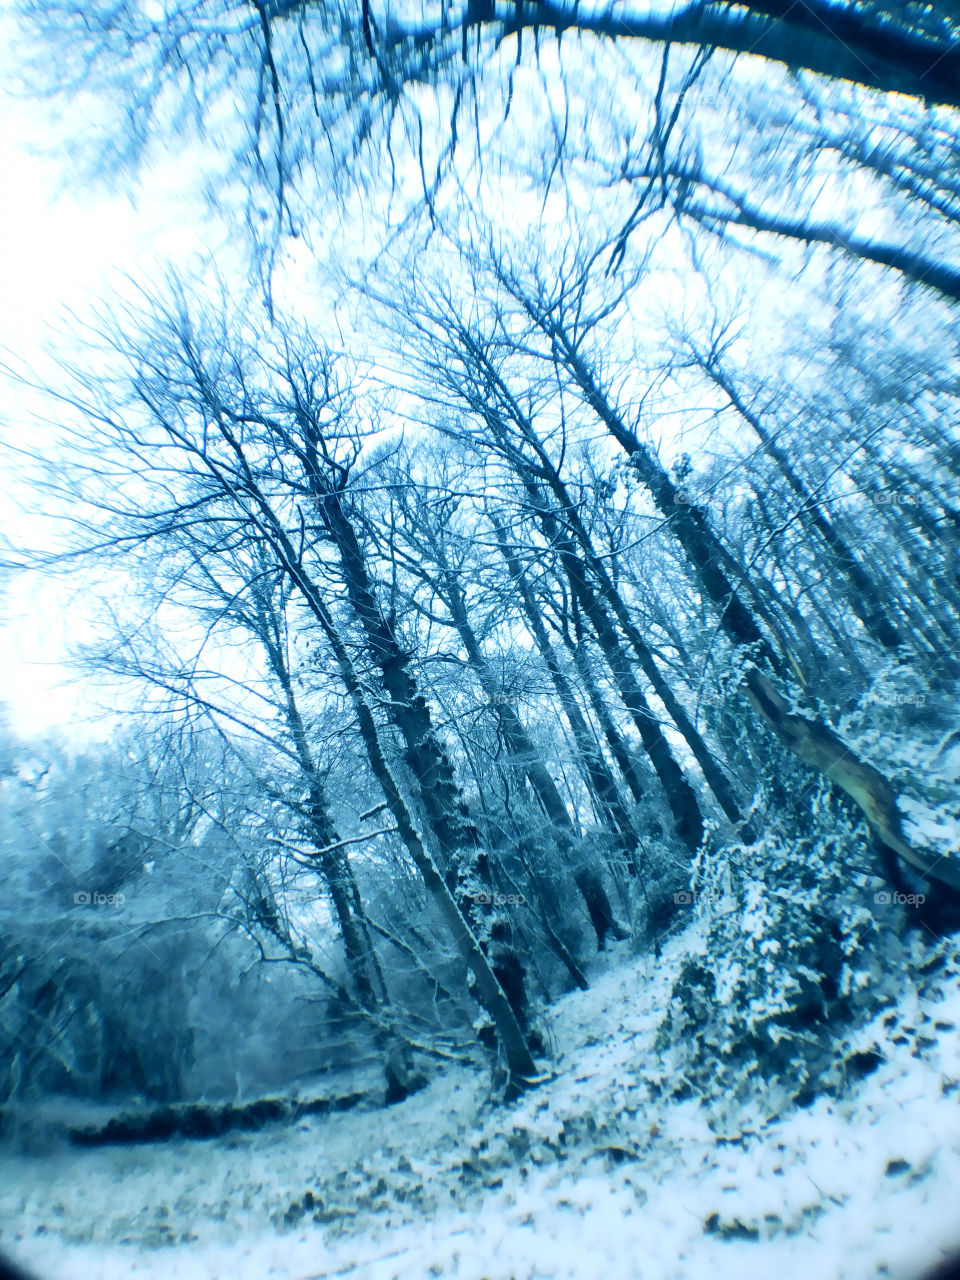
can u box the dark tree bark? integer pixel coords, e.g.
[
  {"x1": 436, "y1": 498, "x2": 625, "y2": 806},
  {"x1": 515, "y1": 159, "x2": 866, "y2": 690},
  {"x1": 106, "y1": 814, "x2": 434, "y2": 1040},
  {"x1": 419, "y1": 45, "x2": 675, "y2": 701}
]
[
  {"x1": 523, "y1": 481, "x2": 706, "y2": 851},
  {"x1": 415, "y1": 512, "x2": 627, "y2": 950},
  {"x1": 352, "y1": 0, "x2": 960, "y2": 108},
  {"x1": 248, "y1": 581, "x2": 388, "y2": 1009},
  {"x1": 407, "y1": 309, "x2": 706, "y2": 851},
  {"x1": 492, "y1": 521, "x2": 643, "y2": 867},
  {"x1": 563, "y1": 608, "x2": 652, "y2": 810},
  {"x1": 538, "y1": 330, "x2": 779, "y2": 660},
  {"x1": 308, "y1": 478, "x2": 481, "y2": 869},
  {"x1": 537, "y1": 489, "x2": 751, "y2": 834},
  {"x1": 676, "y1": 175, "x2": 960, "y2": 307},
  {"x1": 743, "y1": 669, "x2": 960, "y2": 893},
  {"x1": 293, "y1": 430, "x2": 537, "y2": 1033},
  {"x1": 240, "y1": 498, "x2": 542, "y2": 1086}
]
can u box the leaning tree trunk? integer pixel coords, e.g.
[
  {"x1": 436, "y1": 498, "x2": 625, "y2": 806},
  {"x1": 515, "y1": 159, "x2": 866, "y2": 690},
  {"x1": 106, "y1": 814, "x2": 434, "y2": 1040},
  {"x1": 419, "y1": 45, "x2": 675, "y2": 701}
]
[
  {"x1": 523, "y1": 481, "x2": 705, "y2": 852},
  {"x1": 266, "y1": 633, "x2": 388, "y2": 1008},
  {"x1": 305, "y1": 473, "x2": 534, "y2": 1028},
  {"x1": 208, "y1": 451, "x2": 540, "y2": 1087},
  {"x1": 564, "y1": 610, "x2": 651, "y2": 809},
  {"x1": 743, "y1": 670, "x2": 960, "y2": 892},
  {"x1": 251, "y1": 583, "x2": 432, "y2": 1099},
  {"x1": 493, "y1": 521, "x2": 642, "y2": 867},
  {"x1": 434, "y1": 334, "x2": 703, "y2": 850},
  {"x1": 431, "y1": 536, "x2": 628, "y2": 951},
  {"x1": 312, "y1": 482, "x2": 480, "y2": 865},
  {"x1": 457, "y1": 380, "x2": 707, "y2": 850},
  {"x1": 310, "y1": 604, "x2": 541, "y2": 1087},
  {"x1": 546, "y1": 331, "x2": 780, "y2": 661},
  {"x1": 544, "y1": 486, "x2": 750, "y2": 835}
]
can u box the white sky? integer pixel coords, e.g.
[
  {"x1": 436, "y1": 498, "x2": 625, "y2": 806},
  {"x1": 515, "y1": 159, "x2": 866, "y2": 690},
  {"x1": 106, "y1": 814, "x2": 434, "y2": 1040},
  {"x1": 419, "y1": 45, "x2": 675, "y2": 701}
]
[
  {"x1": 0, "y1": 49, "x2": 228, "y2": 741},
  {"x1": 0, "y1": 136, "x2": 117, "y2": 739}
]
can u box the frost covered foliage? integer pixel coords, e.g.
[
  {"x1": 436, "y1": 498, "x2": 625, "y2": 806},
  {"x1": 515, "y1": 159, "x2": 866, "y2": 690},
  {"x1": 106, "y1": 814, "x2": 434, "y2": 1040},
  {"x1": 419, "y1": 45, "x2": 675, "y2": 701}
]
[
  {"x1": 656, "y1": 818, "x2": 914, "y2": 1111},
  {"x1": 0, "y1": 733, "x2": 371, "y2": 1135},
  {"x1": 843, "y1": 670, "x2": 960, "y2": 866},
  {"x1": 655, "y1": 668, "x2": 960, "y2": 1111}
]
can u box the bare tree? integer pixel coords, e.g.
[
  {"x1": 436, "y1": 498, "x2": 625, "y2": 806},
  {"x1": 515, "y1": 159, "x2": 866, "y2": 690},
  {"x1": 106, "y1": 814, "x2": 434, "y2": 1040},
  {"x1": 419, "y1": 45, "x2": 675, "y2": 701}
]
[{"x1": 23, "y1": 286, "x2": 542, "y2": 1088}]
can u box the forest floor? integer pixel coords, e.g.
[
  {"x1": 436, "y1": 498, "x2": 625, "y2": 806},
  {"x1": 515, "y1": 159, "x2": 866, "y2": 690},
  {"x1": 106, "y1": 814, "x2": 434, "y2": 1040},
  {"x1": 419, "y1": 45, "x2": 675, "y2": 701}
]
[{"x1": 2, "y1": 920, "x2": 960, "y2": 1280}]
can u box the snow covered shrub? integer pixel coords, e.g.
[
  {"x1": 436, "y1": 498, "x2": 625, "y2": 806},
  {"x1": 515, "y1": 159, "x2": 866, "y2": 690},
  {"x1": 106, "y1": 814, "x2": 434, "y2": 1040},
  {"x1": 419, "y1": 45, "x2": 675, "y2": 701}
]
[
  {"x1": 632, "y1": 833, "x2": 698, "y2": 944},
  {"x1": 0, "y1": 912, "x2": 202, "y2": 1109},
  {"x1": 655, "y1": 805, "x2": 914, "y2": 1112}
]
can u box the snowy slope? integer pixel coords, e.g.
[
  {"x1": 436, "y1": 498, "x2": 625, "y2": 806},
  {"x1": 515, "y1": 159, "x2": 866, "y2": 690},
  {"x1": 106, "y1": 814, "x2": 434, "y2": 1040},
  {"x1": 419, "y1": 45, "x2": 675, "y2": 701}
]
[{"x1": 2, "y1": 925, "x2": 959, "y2": 1280}]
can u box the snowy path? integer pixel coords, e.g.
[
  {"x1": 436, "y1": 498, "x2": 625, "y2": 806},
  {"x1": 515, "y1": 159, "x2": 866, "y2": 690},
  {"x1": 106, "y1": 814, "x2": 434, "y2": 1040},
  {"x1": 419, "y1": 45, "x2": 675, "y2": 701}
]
[{"x1": 3, "y1": 931, "x2": 959, "y2": 1280}]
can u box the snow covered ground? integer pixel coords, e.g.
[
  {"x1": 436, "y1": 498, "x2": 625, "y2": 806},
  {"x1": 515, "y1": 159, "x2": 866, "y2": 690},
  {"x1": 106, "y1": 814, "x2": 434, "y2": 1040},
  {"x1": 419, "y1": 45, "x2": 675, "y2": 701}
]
[{"x1": 2, "y1": 926, "x2": 959, "y2": 1280}]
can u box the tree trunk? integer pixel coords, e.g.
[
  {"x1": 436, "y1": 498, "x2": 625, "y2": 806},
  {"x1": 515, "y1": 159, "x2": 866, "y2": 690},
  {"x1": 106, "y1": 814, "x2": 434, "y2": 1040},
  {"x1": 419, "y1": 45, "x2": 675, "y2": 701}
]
[
  {"x1": 311, "y1": 482, "x2": 480, "y2": 867},
  {"x1": 492, "y1": 523, "x2": 642, "y2": 865},
  {"x1": 432, "y1": 535, "x2": 627, "y2": 950},
  {"x1": 265, "y1": 632, "x2": 388, "y2": 1008},
  {"x1": 292, "y1": 562, "x2": 540, "y2": 1087},
  {"x1": 556, "y1": 343, "x2": 777, "y2": 660},
  {"x1": 303, "y1": 475, "x2": 535, "y2": 1030},
  {"x1": 562, "y1": 514, "x2": 750, "y2": 834},
  {"x1": 564, "y1": 614, "x2": 651, "y2": 810},
  {"x1": 526, "y1": 488, "x2": 705, "y2": 851},
  {"x1": 204, "y1": 447, "x2": 540, "y2": 1086}
]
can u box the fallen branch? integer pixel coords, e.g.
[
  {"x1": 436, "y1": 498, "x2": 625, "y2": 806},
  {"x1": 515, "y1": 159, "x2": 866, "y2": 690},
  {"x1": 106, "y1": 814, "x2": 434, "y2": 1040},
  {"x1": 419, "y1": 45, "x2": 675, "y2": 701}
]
[
  {"x1": 743, "y1": 669, "x2": 960, "y2": 893},
  {"x1": 41, "y1": 1089, "x2": 368, "y2": 1148}
]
